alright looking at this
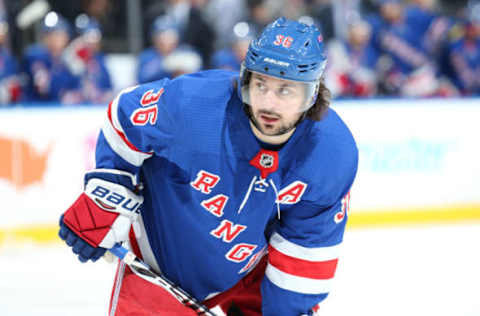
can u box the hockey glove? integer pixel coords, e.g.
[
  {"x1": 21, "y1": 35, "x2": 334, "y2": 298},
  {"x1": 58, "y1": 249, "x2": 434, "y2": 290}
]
[{"x1": 59, "y1": 177, "x2": 143, "y2": 262}]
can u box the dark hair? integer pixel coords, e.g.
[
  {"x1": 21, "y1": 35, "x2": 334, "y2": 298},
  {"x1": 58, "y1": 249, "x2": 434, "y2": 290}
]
[{"x1": 305, "y1": 79, "x2": 331, "y2": 121}]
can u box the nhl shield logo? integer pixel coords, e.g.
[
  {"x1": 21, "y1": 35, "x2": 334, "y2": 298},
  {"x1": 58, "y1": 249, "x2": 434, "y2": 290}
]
[
  {"x1": 250, "y1": 149, "x2": 279, "y2": 179},
  {"x1": 260, "y1": 153, "x2": 274, "y2": 169}
]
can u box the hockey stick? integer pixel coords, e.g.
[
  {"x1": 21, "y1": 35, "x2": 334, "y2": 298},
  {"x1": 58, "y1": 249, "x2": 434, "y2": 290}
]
[{"x1": 110, "y1": 244, "x2": 218, "y2": 316}]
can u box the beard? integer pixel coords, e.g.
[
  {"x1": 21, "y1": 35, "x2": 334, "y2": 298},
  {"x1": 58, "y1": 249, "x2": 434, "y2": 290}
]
[{"x1": 250, "y1": 109, "x2": 298, "y2": 136}]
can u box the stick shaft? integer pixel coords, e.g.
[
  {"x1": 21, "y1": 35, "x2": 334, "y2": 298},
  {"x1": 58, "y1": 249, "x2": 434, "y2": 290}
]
[{"x1": 110, "y1": 244, "x2": 217, "y2": 316}]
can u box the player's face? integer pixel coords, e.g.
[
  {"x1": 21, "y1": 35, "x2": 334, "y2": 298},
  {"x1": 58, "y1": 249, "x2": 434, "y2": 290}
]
[
  {"x1": 84, "y1": 31, "x2": 102, "y2": 53},
  {"x1": 154, "y1": 30, "x2": 179, "y2": 55},
  {"x1": 248, "y1": 73, "x2": 305, "y2": 136},
  {"x1": 44, "y1": 31, "x2": 69, "y2": 57}
]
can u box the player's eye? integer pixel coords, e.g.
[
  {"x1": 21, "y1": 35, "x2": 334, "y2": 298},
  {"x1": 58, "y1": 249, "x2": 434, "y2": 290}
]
[
  {"x1": 277, "y1": 87, "x2": 292, "y2": 97},
  {"x1": 255, "y1": 82, "x2": 267, "y2": 92}
]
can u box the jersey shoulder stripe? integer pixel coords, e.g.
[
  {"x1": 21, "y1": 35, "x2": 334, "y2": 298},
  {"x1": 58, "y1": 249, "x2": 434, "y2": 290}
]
[{"x1": 101, "y1": 86, "x2": 153, "y2": 166}]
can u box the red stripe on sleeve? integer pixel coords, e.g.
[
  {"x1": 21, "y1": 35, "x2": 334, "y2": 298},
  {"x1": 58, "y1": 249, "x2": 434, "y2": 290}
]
[
  {"x1": 107, "y1": 101, "x2": 150, "y2": 154},
  {"x1": 268, "y1": 245, "x2": 338, "y2": 279}
]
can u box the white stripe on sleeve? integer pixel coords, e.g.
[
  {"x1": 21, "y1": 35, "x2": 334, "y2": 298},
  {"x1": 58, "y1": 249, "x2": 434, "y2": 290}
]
[
  {"x1": 269, "y1": 232, "x2": 341, "y2": 261},
  {"x1": 102, "y1": 115, "x2": 151, "y2": 166},
  {"x1": 109, "y1": 86, "x2": 137, "y2": 133},
  {"x1": 101, "y1": 86, "x2": 152, "y2": 167},
  {"x1": 265, "y1": 264, "x2": 333, "y2": 295}
]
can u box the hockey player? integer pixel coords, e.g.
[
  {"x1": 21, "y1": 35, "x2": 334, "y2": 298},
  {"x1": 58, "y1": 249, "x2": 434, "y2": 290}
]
[
  {"x1": 325, "y1": 19, "x2": 380, "y2": 97},
  {"x1": 211, "y1": 21, "x2": 256, "y2": 71},
  {"x1": 59, "y1": 17, "x2": 358, "y2": 316},
  {"x1": 137, "y1": 15, "x2": 202, "y2": 84},
  {"x1": 447, "y1": 6, "x2": 480, "y2": 95},
  {"x1": 371, "y1": 0, "x2": 439, "y2": 96},
  {"x1": 22, "y1": 12, "x2": 81, "y2": 103},
  {"x1": 0, "y1": 16, "x2": 21, "y2": 105},
  {"x1": 65, "y1": 14, "x2": 114, "y2": 104}
]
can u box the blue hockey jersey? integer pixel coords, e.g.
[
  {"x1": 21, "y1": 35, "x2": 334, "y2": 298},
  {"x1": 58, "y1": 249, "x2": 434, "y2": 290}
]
[
  {"x1": 0, "y1": 47, "x2": 19, "y2": 81},
  {"x1": 81, "y1": 53, "x2": 113, "y2": 104},
  {"x1": 211, "y1": 49, "x2": 242, "y2": 71},
  {"x1": 95, "y1": 70, "x2": 358, "y2": 315},
  {"x1": 136, "y1": 48, "x2": 172, "y2": 84},
  {"x1": 448, "y1": 37, "x2": 480, "y2": 95},
  {"x1": 368, "y1": 12, "x2": 431, "y2": 76},
  {"x1": 22, "y1": 44, "x2": 80, "y2": 102}
]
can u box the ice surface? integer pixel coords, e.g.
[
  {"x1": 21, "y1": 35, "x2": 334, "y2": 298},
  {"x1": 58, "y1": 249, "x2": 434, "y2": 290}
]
[{"x1": 1, "y1": 224, "x2": 479, "y2": 316}]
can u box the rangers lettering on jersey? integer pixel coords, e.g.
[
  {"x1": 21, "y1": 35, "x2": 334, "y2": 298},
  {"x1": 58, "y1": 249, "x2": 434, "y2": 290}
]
[
  {"x1": 239, "y1": 245, "x2": 267, "y2": 274},
  {"x1": 277, "y1": 181, "x2": 307, "y2": 204},
  {"x1": 201, "y1": 194, "x2": 229, "y2": 217},
  {"x1": 210, "y1": 220, "x2": 246, "y2": 243},
  {"x1": 226, "y1": 243, "x2": 257, "y2": 263},
  {"x1": 190, "y1": 170, "x2": 220, "y2": 194}
]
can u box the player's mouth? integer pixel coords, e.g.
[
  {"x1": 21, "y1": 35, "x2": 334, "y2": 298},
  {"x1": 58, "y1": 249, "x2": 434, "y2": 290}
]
[{"x1": 259, "y1": 113, "x2": 280, "y2": 124}]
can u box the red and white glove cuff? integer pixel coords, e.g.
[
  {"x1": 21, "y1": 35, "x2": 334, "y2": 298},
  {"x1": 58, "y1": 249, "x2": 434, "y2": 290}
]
[{"x1": 63, "y1": 178, "x2": 143, "y2": 249}]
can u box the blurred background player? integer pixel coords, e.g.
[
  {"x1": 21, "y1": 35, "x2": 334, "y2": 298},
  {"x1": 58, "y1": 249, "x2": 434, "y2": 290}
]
[
  {"x1": 141, "y1": 0, "x2": 215, "y2": 69},
  {"x1": 137, "y1": 15, "x2": 202, "y2": 84},
  {"x1": 447, "y1": 2, "x2": 480, "y2": 95},
  {"x1": 204, "y1": 0, "x2": 248, "y2": 50},
  {"x1": 63, "y1": 14, "x2": 113, "y2": 104},
  {"x1": 0, "y1": 15, "x2": 21, "y2": 105},
  {"x1": 244, "y1": 0, "x2": 273, "y2": 36},
  {"x1": 325, "y1": 19, "x2": 380, "y2": 98},
  {"x1": 22, "y1": 11, "x2": 81, "y2": 103},
  {"x1": 136, "y1": 15, "x2": 180, "y2": 83},
  {"x1": 409, "y1": 0, "x2": 465, "y2": 96},
  {"x1": 405, "y1": 0, "x2": 438, "y2": 39},
  {"x1": 161, "y1": 47, "x2": 203, "y2": 78},
  {"x1": 210, "y1": 21, "x2": 255, "y2": 71},
  {"x1": 369, "y1": 0, "x2": 441, "y2": 97}
]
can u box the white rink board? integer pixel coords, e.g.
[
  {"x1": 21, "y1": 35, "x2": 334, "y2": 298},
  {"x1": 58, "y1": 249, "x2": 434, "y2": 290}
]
[
  {"x1": 0, "y1": 107, "x2": 105, "y2": 228},
  {"x1": 1, "y1": 99, "x2": 480, "y2": 229},
  {"x1": 333, "y1": 98, "x2": 480, "y2": 210}
]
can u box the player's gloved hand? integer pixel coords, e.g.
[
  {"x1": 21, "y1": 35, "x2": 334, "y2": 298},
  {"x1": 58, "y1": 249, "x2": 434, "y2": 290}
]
[
  {"x1": 59, "y1": 214, "x2": 106, "y2": 262},
  {"x1": 58, "y1": 177, "x2": 143, "y2": 262}
]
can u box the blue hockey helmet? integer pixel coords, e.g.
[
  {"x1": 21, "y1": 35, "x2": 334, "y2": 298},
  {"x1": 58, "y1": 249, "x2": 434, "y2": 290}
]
[
  {"x1": 243, "y1": 16, "x2": 326, "y2": 83},
  {"x1": 240, "y1": 17, "x2": 327, "y2": 113},
  {"x1": 151, "y1": 15, "x2": 179, "y2": 38},
  {"x1": 42, "y1": 11, "x2": 71, "y2": 35},
  {"x1": 75, "y1": 14, "x2": 102, "y2": 38}
]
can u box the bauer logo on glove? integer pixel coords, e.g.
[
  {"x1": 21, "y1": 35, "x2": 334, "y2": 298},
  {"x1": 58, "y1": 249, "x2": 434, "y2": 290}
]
[
  {"x1": 85, "y1": 178, "x2": 143, "y2": 217},
  {"x1": 59, "y1": 174, "x2": 144, "y2": 259}
]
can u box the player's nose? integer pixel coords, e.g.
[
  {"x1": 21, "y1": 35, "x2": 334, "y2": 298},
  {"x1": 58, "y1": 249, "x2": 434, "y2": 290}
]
[{"x1": 262, "y1": 90, "x2": 280, "y2": 110}]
